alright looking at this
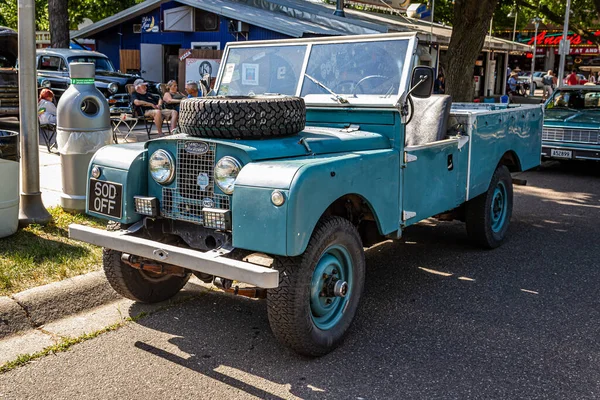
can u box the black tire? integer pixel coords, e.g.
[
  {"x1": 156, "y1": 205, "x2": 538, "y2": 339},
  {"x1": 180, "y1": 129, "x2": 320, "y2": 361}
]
[
  {"x1": 267, "y1": 217, "x2": 365, "y2": 357},
  {"x1": 179, "y1": 95, "x2": 306, "y2": 139},
  {"x1": 103, "y1": 223, "x2": 190, "y2": 303},
  {"x1": 465, "y1": 165, "x2": 513, "y2": 249}
]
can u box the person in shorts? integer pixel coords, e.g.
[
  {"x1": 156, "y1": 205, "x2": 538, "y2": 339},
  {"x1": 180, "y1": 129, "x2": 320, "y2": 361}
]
[
  {"x1": 131, "y1": 78, "x2": 177, "y2": 135},
  {"x1": 542, "y1": 70, "x2": 554, "y2": 100}
]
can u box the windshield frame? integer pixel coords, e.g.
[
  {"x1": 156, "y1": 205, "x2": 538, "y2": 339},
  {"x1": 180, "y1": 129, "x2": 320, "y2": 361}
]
[{"x1": 214, "y1": 33, "x2": 418, "y2": 107}]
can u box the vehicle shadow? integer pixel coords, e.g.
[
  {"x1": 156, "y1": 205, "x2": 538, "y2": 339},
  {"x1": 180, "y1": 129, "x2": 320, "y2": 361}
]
[{"x1": 126, "y1": 165, "x2": 600, "y2": 399}]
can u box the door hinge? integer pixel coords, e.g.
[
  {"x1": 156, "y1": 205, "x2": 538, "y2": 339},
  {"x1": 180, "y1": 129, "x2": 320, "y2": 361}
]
[
  {"x1": 404, "y1": 152, "x2": 418, "y2": 163},
  {"x1": 402, "y1": 210, "x2": 417, "y2": 221}
]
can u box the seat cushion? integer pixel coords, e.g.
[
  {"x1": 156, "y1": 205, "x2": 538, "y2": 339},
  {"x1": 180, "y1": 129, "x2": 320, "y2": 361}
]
[{"x1": 405, "y1": 95, "x2": 452, "y2": 146}]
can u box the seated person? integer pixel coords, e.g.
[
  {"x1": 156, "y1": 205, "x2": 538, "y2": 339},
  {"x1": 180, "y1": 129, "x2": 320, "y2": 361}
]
[
  {"x1": 38, "y1": 88, "x2": 57, "y2": 125},
  {"x1": 162, "y1": 80, "x2": 186, "y2": 112},
  {"x1": 131, "y1": 78, "x2": 177, "y2": 135},
  {"x1": 553, "y1": 93, "x2": 569, "y2": 107},
  {"x1": 185, "y1": 81, "x2": 201, "y2": 98}
]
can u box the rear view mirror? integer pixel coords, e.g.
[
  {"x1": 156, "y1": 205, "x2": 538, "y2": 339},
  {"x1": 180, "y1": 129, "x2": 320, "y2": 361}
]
[{"x1": 410, "y1": 66, "x2": 434, "y2": 98}]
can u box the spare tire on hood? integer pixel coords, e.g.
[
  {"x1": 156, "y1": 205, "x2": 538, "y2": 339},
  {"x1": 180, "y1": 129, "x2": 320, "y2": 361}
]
[{"x1": 179, "y1": 95, "x2": 306, "y2": 139}]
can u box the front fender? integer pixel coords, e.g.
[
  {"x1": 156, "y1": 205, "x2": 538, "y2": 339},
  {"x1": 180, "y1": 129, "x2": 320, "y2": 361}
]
[
  {"x1": 86, "y1": 143, "x2": 147, "y2": 224},
  {"x1": 232, "y1": 150, "x2": 399, "y2": 256}
]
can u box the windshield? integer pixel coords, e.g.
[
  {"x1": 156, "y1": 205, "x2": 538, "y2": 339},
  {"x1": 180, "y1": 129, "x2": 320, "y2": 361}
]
[
  {"x1": 216, "y1": 36, "x2": 413, "y2": 105},
  {"x1": 67, "y1": 56, "x2": 115, "y2": 72},
  {"x1": 217, "y1": 45, "x2": 307, "y2": 96},
  {"x1": 300, "y1": 40, "x2": 407, "y2": 98},
  {"x1": 545, "y1": 89, "x2": 600, "y2": 111}
]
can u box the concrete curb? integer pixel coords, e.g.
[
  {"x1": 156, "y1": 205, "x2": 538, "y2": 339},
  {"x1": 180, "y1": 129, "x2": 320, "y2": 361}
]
[{"x1": 0, "y1": 271, "x2": 120, "y2": 339}]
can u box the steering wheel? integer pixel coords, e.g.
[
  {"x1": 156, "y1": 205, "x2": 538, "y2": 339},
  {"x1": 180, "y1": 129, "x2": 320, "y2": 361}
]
[
  {"x1": 352, "y1": 75, "x2": 390, "y2": 96},
  {"x1": 401, "y1": 95, "x2": 415, "y2": 125}
]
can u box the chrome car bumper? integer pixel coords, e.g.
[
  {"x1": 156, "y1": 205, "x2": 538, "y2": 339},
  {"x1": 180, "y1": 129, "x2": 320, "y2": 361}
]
[
  {"x1": 69, "y1": 224, "x2": 279, "y2": 288},
  {"x1": 542, "y1": 143, "x2": 600, "y2": 161}
]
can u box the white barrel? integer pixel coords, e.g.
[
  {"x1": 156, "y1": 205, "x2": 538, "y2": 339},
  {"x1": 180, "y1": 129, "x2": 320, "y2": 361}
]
[{"x1": 0, "y1": 130, "x2": 19, "y2": 238}]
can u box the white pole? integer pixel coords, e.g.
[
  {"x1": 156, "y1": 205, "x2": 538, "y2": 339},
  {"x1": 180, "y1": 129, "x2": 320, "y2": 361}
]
[
  {"x1": 512, "y1": 12, "x2": 518, "y2": 42},
  {"x1": 558, "y1": 0, "x2": 571, "y2": 88},
  {"x1": 530, "y1": 18, "x2": 540, "y2": 96},
  {"x1": 18, "y1": 0, "x2": 51, "y2": 225}
]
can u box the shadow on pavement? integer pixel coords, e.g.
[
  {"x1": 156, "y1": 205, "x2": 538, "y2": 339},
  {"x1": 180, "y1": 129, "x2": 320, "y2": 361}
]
[{"x1": 126, "y1": 162, "x2": 600, "y2": 399}]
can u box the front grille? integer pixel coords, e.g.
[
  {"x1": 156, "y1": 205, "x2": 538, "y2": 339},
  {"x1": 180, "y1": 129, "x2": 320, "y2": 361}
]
[
  {"x1": 543, "y1": 127, "x2": 599, "y2": 145},
  {"x1": 161, "y1": 140, "x2": 230, "y2": 226}
]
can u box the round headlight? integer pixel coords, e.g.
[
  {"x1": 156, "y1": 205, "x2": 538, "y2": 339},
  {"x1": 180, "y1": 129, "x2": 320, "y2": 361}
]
[
  {"x1": 149, "y1": 150, "x2": 175, "y2": 185},
  {"x1": 40, "y1": 79, "x2": 51, "y2": 88},
  {"x1": 107, "y1": 82, "x2": 119, "y2": 94},
  {"x1": 214, "y1": 156, "x2": 242, "y2": 194}
]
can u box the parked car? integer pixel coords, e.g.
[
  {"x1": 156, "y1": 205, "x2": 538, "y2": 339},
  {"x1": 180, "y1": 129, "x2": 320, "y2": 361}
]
[
  {"x1": 69, "y1": 33, "x2": 543, "y2": 356},
  {"x1": 542, "y1": 86, "x2": 600, "y2": 161},
  {"x1": 36, "y1": 48, "x2": 153, "y2": 113},
  {"x1": 0, "y1": 27, "x2": 19, "y2": 117},
  {"x1": 518, "y1": 71, "x2": 545, "y2": 91}
]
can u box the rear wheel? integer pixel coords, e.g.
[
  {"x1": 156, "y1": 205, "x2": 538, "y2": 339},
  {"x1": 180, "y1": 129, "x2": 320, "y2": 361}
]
[
  {"x1": 465, "y1": 165, "x2": 513, "y2": 249},
  {"x1": 267, "y1": 217, "x2": 365, "y2": 357}
]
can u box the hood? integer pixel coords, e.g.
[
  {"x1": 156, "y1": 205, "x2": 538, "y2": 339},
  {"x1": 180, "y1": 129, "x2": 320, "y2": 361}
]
[
  {"x1": 94, "y1": 71, "x2": 139, "y2": 86},
  {"x1": 0, "y1": 27, "x2": 18, "y2": 66},
  {"x1": 545, "y1": 109, "x2": 600, "y2": 127},
  {"x1": 169, "y1": 126, "x2": 392, "y2": 161}
]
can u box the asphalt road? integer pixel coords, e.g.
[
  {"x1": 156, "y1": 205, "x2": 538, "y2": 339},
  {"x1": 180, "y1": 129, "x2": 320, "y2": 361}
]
[{"x1": 1, "y1": 156, "x2": 599, "y2": 399}]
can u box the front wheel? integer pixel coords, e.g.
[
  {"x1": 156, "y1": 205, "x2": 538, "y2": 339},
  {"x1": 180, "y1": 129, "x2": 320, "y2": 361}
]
[
  {"x1": 267, "y1": 217, "x2": 365, "y2": 357},
  {"x1": 103, "y1": 249, "x2": 191, "y2": 303},
  {"x1": 465, "y1": 165, "x2": 513, "y2": 249}
]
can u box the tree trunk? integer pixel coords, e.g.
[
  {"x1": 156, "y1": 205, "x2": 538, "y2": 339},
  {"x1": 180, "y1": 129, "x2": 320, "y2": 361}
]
[
  {"x1": 48, "y1": 0, "x2": 69, "y2": 48},
  {"x1": 445, "y1": 0, "x2": 498, "y2": 102}
]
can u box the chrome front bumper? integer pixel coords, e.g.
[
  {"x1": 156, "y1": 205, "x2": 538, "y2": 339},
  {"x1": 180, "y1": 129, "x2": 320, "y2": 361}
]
[{"x1": 69, "y1": 224, "x2": 279, "y2": 288}]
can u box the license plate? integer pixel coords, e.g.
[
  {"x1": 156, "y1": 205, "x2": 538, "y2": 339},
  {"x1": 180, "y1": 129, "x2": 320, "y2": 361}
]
[
  {"x1": 88, "y1": 179, "x2": 123, "y2": 219},
  {"x1": 551, "y1": 149, "x2": 573, "y2": 159}
]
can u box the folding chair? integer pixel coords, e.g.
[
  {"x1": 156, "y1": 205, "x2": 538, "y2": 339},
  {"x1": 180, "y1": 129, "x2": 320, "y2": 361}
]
[
  {"x1": 126, "y1": 84, "x2": 172, "y2": 140},
  {"x1": 39, "y1": 123, "x2": 57, "y2": 153}
]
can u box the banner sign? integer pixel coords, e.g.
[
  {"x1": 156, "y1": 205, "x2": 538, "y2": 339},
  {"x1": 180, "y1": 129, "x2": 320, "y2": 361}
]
[{"x1": 525, "y1": 30, "x2": 600, "y2": 48}]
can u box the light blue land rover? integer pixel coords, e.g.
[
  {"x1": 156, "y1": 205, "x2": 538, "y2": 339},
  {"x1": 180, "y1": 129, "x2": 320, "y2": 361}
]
[
  {"x1": 542, "y1": 86, "x2": 600, "y2": 161},
  {"x1": 70, "y1": 33, "x2": 543, "y2": 356}
]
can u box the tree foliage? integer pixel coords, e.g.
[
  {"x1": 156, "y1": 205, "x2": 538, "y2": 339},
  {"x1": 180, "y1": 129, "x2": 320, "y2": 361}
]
[
  {"x1": 0, "y1": 0, "x2": 141, "y2": 31},
  {"x1": 434, "y1": 0, "x2": 600, "y2": 40}
]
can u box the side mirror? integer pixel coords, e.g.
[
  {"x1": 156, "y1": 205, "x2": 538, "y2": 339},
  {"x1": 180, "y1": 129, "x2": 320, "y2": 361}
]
[{"x1": 410, "y1": 66, "x2": 434, "y2": 98}]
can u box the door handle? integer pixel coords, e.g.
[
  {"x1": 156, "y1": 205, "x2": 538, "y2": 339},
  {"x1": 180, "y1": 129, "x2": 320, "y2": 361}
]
[{"x1": 447, "y1": 154, "x2": 454, "y2": 171}]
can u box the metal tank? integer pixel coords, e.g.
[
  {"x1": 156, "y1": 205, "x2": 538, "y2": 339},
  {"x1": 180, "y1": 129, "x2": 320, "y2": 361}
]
[{"x1": 56, "y1": 62, "x2": 112, "y2": 212}]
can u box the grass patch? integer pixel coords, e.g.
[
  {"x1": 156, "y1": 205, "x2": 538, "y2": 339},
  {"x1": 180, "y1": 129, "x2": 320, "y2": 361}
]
[{"x1": 0, "y1": 207, "x2": 106, "y2": 296}]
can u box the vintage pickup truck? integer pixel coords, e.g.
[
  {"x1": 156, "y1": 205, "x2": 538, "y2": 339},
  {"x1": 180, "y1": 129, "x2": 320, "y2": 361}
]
[
  {"x1": 542, "y1": 85, "x2": 600, "y2": 161},
  {"x1": 70, "y1": 33, "x2": 542, "y2": 356}
]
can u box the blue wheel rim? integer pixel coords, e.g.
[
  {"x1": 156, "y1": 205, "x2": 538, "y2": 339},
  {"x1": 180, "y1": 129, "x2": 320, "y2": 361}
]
[
  {"x1": 310, "y1": 245, "x2": 353, "y2": 331},
  {"x1": 490, "y1": 181, "x2": 508, "y2": 233}
]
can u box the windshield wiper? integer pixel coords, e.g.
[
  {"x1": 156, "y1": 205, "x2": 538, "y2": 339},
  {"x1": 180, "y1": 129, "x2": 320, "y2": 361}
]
[{"x1": 304, "y1": 73, "x2": 348, "y2": 104}]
